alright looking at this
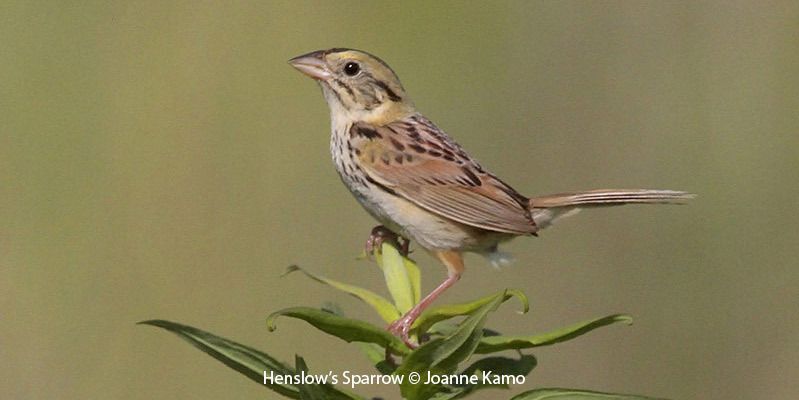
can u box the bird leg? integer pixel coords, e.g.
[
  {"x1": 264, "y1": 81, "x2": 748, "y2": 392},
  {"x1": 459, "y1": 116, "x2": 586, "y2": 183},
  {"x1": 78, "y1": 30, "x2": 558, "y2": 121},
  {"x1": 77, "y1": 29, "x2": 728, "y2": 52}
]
[
  {"x1": 365, "y1": 225, "x2": 410, "y2": 256},
  {"x1": 388, "y1": 250, "x2": 464, "y2": 348},
  {"x1": 388, "y1": 273, "x2": 460, "y2": 348}
]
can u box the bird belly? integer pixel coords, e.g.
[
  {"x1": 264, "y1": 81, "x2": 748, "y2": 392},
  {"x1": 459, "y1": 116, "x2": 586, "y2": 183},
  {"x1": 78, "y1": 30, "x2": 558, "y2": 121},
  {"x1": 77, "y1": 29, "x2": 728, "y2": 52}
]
[{"x1": 348, "y1": 180, "x2": 510, "y2": 252}]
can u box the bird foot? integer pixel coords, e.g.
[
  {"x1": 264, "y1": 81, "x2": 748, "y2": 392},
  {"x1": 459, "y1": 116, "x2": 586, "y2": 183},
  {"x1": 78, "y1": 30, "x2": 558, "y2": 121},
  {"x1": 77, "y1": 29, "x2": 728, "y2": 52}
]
[
  {"x1": 365, "y1": 225, "x2": 410, "y2": 257},
  {"x1": 388, "y1": 313, "x2": 418, "y2": 349}
]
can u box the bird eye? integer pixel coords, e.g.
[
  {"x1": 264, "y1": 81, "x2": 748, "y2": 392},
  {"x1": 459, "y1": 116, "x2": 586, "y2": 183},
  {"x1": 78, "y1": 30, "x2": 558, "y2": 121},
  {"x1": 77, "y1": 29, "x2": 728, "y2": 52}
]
[{"x1": 343, "y1": 62, "x2": 360, "y2": 76}]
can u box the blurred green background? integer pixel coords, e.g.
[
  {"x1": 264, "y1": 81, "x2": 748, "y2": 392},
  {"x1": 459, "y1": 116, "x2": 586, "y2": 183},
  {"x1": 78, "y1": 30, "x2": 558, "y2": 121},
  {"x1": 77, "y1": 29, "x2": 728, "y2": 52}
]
[{"x1": 2, "y1": 1, "x2": 798, "y2": 399}]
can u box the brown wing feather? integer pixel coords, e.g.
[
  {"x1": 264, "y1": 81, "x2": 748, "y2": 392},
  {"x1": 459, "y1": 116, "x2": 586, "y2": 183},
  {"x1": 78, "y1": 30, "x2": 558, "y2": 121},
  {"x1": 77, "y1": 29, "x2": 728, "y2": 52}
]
[{"x1": 350, "y1": 116, "x2": 537, "y2": 235}]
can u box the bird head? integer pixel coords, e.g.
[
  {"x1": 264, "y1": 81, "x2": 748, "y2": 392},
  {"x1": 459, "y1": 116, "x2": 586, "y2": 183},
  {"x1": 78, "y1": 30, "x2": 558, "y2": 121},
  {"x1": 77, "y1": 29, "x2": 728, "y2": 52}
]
[{"x1": 289, "y1": 48, "x2": 414, "y2": 124}]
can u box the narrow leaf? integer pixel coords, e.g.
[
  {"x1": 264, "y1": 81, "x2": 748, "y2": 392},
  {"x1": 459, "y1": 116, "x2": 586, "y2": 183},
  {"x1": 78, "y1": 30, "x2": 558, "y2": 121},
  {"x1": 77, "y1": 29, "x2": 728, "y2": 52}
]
[
  {"x1": 138, "y1": 320, "x2": 299, "y2": 399},
  {"x1": 412, "y1": 289, "x2": 529, "y2": 336},
  {"x1": 511, "y1": 388, "x2": 667, "y2": 400},
  {"x1": 321, "y1": 305, "x2": 399, "y2": 375},
  {"x1": 376, "y1": 243, "x2": 415, "y2": 313},
  {"x1": 404, "y1": 256, "x2": 422, "y2": 305},
  {"x1": 267, "y1": 307, "x2": 409, "y2": 355},
  {"x1": 284, "y1": 265, "x2": 400, "y2": 323},
  {"x1": 476, "y1": 314, "x2": 633, "y2": 354}
]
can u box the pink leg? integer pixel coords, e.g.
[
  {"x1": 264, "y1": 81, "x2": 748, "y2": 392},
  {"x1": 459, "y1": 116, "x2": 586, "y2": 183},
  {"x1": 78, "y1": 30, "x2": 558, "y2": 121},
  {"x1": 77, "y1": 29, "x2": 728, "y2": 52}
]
[
  {"x1": 388, "y1": 273, "x2": 460, "y2": 347},
  {"x1": 388, "y1": 250, "x2": 464, "y2": 348}
]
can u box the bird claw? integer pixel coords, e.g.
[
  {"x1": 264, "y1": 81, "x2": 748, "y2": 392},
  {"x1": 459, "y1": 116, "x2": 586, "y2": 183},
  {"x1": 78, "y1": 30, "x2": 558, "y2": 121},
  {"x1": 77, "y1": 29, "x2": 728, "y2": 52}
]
[
  {"x1": 388, "y1": 315, "x2": 418, "y2": 349},
  {"x1": 364, "y1": 225, "x2": 410, "y2": 257}
]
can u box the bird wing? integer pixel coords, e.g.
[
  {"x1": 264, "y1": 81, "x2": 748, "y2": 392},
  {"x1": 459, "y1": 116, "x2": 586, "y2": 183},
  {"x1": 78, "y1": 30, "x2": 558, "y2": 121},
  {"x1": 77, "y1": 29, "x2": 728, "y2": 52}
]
[{"x1": 349, "y1": 116, "x2": 537, "y2": 235}]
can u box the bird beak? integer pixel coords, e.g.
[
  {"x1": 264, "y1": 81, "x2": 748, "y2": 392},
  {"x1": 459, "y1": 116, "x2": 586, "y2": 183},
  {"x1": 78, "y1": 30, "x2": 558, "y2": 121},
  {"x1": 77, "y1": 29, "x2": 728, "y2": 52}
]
[{"x1": 288, "y1": 51, "x2": 331, "y2": 81}]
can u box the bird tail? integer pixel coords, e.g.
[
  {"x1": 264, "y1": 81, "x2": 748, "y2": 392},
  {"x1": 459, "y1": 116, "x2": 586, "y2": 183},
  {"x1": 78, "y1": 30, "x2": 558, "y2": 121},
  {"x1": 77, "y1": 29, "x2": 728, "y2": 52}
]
[{"x1": 529, "y1": 189, "x2": 694, "y2": 229}]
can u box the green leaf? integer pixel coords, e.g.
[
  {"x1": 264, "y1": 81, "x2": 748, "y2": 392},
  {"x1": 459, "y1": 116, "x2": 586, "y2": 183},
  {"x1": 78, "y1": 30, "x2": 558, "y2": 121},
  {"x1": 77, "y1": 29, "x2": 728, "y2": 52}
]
[
  {"x1": 267, "y1": 307, "x2": 409, "y2": 355},
  {"x1": 320, "y1": 306, "x2": 399, "y2": 375},
  {"x1": 412, "y1": 289, "x2": 529, "y2": 336},
  {"x1": 395, "y1": 292, "x2": 505, "y2": 400},
  {"x1": 284, "y1": 265, "x2": 401, "y2": 323},
  {"x1": 375, "y1": 243, "x2": 415, "y2": 313},
  {"x1": 403, "y1": 255, "x2": 422, "y2": 305},
  {"x1": 510, "y1": 388, "x2": 667, "y2": 400},
  {"x1": 475, "y1": 314, "x2": 632, "y2": 354},
  {"x1": 138, "y1": 319, "x2": 299, "y2": 399}
]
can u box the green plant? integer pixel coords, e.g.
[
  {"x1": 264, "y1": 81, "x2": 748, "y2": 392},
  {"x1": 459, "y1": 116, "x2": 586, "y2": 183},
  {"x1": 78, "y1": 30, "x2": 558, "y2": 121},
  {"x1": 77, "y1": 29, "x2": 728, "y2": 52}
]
[{"x1": 141, "y1": 243, "x2": 666, "y2": 399}]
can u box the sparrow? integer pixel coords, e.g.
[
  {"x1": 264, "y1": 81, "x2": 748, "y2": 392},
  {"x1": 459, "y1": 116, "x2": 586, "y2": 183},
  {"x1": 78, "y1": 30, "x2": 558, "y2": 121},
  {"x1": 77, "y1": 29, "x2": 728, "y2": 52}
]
[{"x1": 289, "y1": 48, "x2": 692, "y2": 347}]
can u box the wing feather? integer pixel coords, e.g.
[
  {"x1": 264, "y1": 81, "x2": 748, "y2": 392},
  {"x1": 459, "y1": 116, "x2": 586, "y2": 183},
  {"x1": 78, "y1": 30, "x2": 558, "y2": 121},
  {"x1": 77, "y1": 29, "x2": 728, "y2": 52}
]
[{"x1": 350, "y1": 116, "x2": 537, "y2": 234}]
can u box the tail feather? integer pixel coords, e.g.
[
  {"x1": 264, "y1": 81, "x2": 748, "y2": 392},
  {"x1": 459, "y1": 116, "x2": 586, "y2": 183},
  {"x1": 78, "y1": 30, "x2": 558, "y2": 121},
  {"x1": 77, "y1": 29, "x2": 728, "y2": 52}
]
[{"x1": 529, "y1": 189, "x2": 694, "y2": 228}]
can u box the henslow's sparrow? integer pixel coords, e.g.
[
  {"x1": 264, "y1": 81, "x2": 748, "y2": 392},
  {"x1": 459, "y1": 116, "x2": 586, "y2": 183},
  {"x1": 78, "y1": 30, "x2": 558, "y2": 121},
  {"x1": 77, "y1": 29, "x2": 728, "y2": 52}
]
[{"x1": 289, "y1": 48, "x2": 692, "y2": 346}]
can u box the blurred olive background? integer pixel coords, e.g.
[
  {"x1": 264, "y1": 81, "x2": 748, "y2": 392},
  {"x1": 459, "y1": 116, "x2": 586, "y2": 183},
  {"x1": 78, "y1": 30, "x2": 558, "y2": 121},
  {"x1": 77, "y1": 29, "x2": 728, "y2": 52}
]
[{"x1": 2, "y1": 1, "x2": 798, "y2": 399}]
